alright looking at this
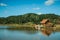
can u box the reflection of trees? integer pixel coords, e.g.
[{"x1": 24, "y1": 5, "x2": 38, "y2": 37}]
[
  {"x1": 25, "y1": 30, "x2": 38, "y2": 34},
  {"x1": 7, "y1": 27, "x2": 38, "y2": 34}
]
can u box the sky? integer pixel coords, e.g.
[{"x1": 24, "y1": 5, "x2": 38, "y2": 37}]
[{"x1": 0, "y1": 0, "x2": 60, "y2": 17}]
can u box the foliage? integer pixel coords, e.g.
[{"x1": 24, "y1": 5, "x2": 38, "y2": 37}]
[{"x1": 0, "y1": 13, "x2": 60, "y2": 24}]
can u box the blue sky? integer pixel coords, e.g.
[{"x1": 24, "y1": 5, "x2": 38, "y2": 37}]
[{"x1": 0, "y1": 0, "x2": 60, "y2": 17}]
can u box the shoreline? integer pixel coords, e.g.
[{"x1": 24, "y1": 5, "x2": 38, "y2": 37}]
[
  {"x1": 0, "y1": 24, "x2": 60, "y2": 31},
  {"x1": 0, "y1": 24, "x2": 35, "y2": 27}
]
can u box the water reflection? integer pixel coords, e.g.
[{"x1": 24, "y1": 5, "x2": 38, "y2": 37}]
[
  {"x1": 0, "y1": 26, "x2": 60, "y2": 40},
  {"x1": 7, "y1": 27, "x2": 54, "y2": 36},
  {"x1": 40, "y1": 27, "x2": 55, "y2": 36},
  {"x1": 40, "y1": 29, "x2": 52, "y2": 36}
]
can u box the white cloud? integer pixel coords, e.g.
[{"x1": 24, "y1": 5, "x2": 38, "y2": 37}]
[
  {"x1": 45, "y1": 0, "x2": 54, "y2": 6},
  {"x1": 0, "y1": 3, "x2": 7, "y2": 6},
  {"x1": 32, "y1": 7, "x2": 40, "y2": 10},
  {"x1": 37, "y1": 12, "x2": 42, "y2": 15}
]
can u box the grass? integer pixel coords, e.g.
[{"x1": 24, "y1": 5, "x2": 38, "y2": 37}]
[
  {"x1": 0, "y1": 24, "x2": 34, "y2": 27},
  {"x1": 0, "y1": 22, "x2": 34, "y2": 27},
  {"x1": 55, "y1": 24, "x2": 60, "y2": 31}
]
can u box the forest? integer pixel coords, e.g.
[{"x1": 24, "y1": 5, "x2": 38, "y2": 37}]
[{"x1": 0, "y1": 13, "x2": 60, "y2": 24}]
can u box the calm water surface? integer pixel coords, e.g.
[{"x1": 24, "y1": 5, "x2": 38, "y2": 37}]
[{"x1": 0, "y1": 26, "x2": 60, "y2": 40}]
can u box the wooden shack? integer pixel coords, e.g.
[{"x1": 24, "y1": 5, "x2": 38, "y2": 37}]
[
  {"x1": 40, "y1": 19, "x2": 54, "y2": 27},
  {"x1": 35, "y1": 19, "x2": 55, "y2": 30}
]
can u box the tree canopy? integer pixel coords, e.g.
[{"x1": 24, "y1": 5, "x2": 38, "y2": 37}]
[{"x1": 0, "y1": 13, "x2": 60, "y2": 24}]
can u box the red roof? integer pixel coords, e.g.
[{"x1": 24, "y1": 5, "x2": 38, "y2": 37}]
[{"x1": 40, "y1": 19, "x2": 49, "y2": 24}]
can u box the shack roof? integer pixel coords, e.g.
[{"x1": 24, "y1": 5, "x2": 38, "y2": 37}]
[{"x1": 40, "y1": 19, "x2": 49, "y2": 24}]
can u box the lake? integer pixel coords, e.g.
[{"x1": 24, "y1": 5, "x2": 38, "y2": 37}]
[{"x1": 0, "y1": 26, "x2": 60, "y2": 40}]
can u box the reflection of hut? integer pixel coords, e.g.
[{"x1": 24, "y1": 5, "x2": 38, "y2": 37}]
[{"x1": 41, "y1": 29, "x2": 52, "y2": 36}]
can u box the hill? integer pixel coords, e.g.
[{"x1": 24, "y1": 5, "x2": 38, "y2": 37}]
[{"x1": 0, "y1": 13, "x2": 60, "y2": 24}]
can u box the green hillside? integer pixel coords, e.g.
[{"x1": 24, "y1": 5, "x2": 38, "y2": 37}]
[{"x1": 0, "y1": 13, "x2": 60, "y2": 24}]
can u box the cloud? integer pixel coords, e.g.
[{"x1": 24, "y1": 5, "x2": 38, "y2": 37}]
[
  {"x1": 0, "y1": 3, "x2": 7, "y2": 6},
  {"x1": 45, "y1": 0, "x2": 54, "y2": 6},
  {"x1": 37, "y1": 12, "x2": 42, "y2": 15},
  {"x1": 32, "y1": 7, "x2": 40, "y2": 10}
]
